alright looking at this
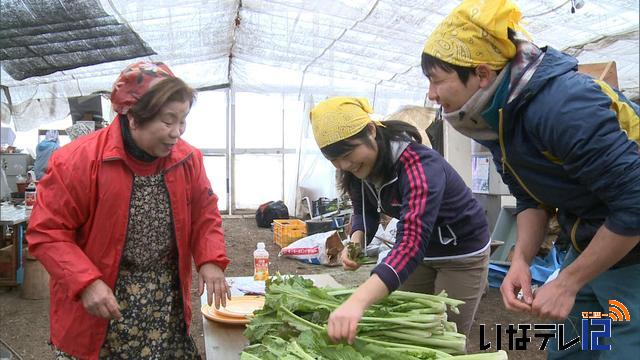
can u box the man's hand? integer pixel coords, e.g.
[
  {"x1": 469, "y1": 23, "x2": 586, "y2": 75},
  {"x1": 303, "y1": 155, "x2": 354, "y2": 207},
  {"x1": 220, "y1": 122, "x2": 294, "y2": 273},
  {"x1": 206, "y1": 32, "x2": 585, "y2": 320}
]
[
  {"x1": 500, "y1": 208, "x2": 549, "y2": 314},
  {"x1": 81, "y1": 279, "x2": 122, "y2": 320},
  {"x1": 198, "y1": 262, "x2": 231, "y2": 309},
  {"x1": 500, "y1": 259, "x2": 533, "y2": 313},
  {"x1": 530, "y1": 276, "x2": 578, "y2": 320},
  {"x1": 529, "y1": 228, "x2": 639, "y2": 320}
]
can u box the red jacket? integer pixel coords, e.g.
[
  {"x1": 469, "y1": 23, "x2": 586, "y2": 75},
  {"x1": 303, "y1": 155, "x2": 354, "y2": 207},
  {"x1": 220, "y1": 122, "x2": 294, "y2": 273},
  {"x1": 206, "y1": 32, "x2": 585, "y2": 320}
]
[{"x1": 26, "y1": 119, "x2": 229, "y2": 359}]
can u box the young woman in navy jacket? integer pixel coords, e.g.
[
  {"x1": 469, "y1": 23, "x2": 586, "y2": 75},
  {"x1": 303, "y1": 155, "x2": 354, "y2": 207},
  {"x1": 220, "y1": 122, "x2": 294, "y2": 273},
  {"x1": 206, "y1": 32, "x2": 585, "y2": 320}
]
[{"x1": 310, "y1": 97, "x2": 490, "y2": 343}]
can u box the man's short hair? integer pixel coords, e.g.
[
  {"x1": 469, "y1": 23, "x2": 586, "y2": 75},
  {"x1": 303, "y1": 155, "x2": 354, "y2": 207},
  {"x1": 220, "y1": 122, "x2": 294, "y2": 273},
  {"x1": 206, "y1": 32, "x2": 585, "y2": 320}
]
[{"x1": 421, "y1": 53, "x2": 476, "y2": 86}]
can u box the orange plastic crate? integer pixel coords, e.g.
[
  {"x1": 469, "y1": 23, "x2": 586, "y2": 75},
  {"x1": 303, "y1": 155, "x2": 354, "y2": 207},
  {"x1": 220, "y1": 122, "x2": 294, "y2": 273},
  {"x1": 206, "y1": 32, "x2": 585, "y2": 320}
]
[{"x1": 273, "y1": 219, "x2": 307, "y2": 247}]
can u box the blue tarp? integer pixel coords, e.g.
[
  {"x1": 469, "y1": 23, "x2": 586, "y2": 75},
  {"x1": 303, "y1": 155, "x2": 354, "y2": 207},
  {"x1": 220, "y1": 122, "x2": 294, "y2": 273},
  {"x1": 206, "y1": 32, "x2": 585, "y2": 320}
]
[{"x1": 488, "y1": 247, "x2": 566, "y2": 288}]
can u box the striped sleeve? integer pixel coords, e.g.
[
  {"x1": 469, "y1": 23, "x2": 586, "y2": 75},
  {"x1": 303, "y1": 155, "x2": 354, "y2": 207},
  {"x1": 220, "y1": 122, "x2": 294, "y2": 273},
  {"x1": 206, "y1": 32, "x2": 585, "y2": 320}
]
[{"x1": 371, "y1": 147, "x2": 445, "y2": 292}]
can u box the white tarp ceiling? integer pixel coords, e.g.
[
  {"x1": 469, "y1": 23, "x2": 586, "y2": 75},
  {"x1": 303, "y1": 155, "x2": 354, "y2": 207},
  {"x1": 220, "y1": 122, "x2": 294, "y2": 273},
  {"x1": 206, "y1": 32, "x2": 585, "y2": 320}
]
[{"x1": 1, "y1": 0, "x2": 639, "y2": 107}]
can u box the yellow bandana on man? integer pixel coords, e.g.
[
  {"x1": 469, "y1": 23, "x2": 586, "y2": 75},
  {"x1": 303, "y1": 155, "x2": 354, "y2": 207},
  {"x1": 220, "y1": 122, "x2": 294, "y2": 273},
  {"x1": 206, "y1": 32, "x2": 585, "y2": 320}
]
[
  {"x1": 423, "y1": 0, "x2": 526, "y2": 70},
  {"x1": 310, "y1": 97, "x2": 375, "y2": 148}
]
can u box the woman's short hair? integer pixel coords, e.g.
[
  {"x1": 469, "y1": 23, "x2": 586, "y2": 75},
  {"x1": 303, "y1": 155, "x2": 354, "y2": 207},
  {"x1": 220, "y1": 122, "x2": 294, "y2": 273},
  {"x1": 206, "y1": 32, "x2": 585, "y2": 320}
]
[{"x1": 128, "y1": 77, "x2": 196, "y2": 126}]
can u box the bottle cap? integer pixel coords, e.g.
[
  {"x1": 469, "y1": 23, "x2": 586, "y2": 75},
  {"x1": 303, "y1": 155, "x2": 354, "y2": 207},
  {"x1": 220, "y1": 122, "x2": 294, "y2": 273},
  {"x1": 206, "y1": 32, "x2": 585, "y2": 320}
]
[{"x1": 257, "y1": 242, "x2": 265, "y2": 249}]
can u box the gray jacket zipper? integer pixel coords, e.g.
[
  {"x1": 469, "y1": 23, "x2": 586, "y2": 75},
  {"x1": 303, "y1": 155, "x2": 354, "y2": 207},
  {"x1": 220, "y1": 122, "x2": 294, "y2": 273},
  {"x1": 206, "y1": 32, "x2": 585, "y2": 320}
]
[
  {"x1": 364, "y1": 177, "x2": 398, "y2": 213},
  {"x1": 359, "y1": 177, "x2": 398, "y2": 251}
]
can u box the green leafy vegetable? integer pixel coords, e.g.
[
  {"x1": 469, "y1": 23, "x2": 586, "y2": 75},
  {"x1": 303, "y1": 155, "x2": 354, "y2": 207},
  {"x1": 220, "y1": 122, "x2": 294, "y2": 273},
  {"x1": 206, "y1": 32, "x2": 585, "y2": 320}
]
[{"x1": 241, "y1": 275, "x2": 507, "y2": 360}]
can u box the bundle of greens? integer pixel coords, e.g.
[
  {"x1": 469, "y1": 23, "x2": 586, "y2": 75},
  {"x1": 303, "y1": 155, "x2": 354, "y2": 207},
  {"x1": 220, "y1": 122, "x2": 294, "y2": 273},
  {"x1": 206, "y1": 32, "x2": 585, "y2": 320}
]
[
  {"x1": 346, "y1": 241, "x2": 376, "y2": 265},
  {"x1": 242, "y1": 275, "x2": 507, "y2": 360}
]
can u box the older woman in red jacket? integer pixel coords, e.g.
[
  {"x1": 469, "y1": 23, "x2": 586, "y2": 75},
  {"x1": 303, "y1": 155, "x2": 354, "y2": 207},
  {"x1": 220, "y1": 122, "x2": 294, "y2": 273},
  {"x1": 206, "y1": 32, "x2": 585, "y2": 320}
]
[{"x1": 27, "y1": 62, "x2": 230, "y2": 359}]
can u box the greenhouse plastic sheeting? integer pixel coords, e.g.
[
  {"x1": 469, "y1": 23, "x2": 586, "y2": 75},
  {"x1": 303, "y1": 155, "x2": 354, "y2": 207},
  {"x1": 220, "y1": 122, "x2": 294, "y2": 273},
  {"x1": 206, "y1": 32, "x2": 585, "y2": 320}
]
[
  {"x1": 1, "y1": 0, "x2": 638, "y2": 107},
  {"x1": 0, "y1": 0, "x2": 155, "y2": 80}
]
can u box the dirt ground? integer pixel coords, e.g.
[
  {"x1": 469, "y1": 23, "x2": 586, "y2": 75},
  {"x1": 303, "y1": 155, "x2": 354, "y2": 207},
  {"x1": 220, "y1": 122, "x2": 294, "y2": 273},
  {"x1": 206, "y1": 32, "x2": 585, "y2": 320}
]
[{"x1": 0, "y1": 217, "x2": 545, "y2": 359}]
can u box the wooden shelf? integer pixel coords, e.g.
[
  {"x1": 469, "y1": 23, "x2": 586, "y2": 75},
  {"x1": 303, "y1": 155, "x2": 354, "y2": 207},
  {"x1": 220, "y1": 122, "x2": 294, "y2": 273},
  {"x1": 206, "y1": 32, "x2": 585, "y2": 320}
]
[{"x1": 577, "y1": 61, "x2": 619, "y2": 89}]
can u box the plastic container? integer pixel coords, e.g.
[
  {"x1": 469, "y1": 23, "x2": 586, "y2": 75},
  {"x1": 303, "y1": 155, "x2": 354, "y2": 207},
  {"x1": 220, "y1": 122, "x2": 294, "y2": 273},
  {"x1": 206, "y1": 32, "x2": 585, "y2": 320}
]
[
  {"x1": 305, "y1": 219, "x2": 334, "y2": 235},
  {"x1": 16, "y1": 181, "x2": 27, "y2": 194},
  {"x1": 253, "y1": 242, "x2": 269, "y2": 281},
  {"x1": 489, "y1": 206, "x2": 517, "y2": 265},
  {"x1": 273, "y1": 219, "x2": 307, "y2": 247}
]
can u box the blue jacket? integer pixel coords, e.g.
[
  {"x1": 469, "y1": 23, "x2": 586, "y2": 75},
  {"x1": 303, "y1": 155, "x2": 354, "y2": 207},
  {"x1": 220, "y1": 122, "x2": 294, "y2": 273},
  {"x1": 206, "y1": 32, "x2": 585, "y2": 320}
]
[
  {"x1": 478, "y1": 47, "x2": 640, "y2": 266},
  {"x1": 350, "y1": 142, "x2": 489, "y2": 292}
]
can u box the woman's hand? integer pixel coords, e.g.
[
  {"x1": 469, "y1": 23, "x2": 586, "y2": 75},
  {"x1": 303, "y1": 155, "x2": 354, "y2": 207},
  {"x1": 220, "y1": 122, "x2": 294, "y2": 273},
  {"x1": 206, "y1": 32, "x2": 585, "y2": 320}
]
[
  {"x1": 81, "y1": 279, "x2": 122, "y2": 320},
  {"x1": 327, "y1": 297, "x2": 366, "y2": 344},
  {"x1": 342, "y1": 230, "x2": 365, "y2": 271},
  {"x1": 199, "y1": 262, "x2": 231, "y2": 309},
  {"x1": 340, "y1": 246, "x2": 361, "y2": 271}
]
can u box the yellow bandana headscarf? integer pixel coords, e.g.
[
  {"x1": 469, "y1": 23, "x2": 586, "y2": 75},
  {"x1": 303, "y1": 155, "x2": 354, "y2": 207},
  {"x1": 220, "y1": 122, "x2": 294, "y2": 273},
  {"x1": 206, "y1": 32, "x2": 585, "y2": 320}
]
[
  {"x1": 423, "y1": 0, "x2": 526, "y2": 70},
  {"x1": 310, "y1": 97, "x2": 374, "y2": 149}
]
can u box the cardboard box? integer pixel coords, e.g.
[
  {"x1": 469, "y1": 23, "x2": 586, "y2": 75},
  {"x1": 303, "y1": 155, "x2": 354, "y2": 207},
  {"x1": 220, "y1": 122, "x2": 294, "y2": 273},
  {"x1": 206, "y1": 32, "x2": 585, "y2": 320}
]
[{"x1": 0, "y1": 244, "x2": 15, "y2": 280}]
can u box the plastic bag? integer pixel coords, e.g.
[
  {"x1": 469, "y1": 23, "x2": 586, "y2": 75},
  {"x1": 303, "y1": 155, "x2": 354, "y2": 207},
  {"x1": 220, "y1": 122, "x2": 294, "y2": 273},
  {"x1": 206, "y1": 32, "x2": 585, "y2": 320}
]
[
  {"x1": 363, "y1": 218, "x2": 398, "y2": 264},
  {"x1": 255, "y1": 200, "x2": 289, "y2": 228},
  {"x1": 279, "y1": 230, "x2": 344, "y2": 266}
]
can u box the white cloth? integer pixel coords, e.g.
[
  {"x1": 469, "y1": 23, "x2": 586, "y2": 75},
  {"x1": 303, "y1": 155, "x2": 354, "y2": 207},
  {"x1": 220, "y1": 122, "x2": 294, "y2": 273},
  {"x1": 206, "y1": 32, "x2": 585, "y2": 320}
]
[{"x1": 0, "y1": 166, "x2": 10, "y2": 199}]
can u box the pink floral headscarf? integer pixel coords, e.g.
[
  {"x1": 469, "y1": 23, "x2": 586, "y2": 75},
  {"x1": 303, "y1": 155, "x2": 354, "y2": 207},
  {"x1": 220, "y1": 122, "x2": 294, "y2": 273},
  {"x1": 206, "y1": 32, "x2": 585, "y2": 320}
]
[{"x1": 110, "y1": 61, "x2": 175, "y2": 115}]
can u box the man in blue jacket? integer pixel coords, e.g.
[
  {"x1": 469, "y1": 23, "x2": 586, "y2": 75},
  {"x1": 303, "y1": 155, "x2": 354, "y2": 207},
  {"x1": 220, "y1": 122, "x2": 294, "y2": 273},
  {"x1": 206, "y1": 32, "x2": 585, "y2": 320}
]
[
  {"x1": 34, "y1": 130, "x2": 60, "y2": 180},
  {"x1": 421, "y1": 0, "x2": 639, "y2": 358}
]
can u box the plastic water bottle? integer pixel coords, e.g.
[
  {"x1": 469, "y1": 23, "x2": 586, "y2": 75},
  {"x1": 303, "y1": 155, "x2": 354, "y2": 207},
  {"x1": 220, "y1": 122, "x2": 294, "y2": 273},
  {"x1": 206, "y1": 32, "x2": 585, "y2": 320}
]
[
  {"x1": 253, "y1": 242, "x2": 269, "y2": 281},
  {"x1": 25, "y1": 181, "x2": 37, "y2": 210}
]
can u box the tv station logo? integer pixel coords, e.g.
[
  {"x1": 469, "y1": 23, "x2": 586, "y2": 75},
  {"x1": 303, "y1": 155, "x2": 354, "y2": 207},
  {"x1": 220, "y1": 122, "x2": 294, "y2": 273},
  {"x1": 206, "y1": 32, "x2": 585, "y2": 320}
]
[
  {"x1": 580, "y1": 299, "x2": 631, "y2": 351},
  {"x1": 480, "y1": 300, "x2": 631, "y2": 351}
]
